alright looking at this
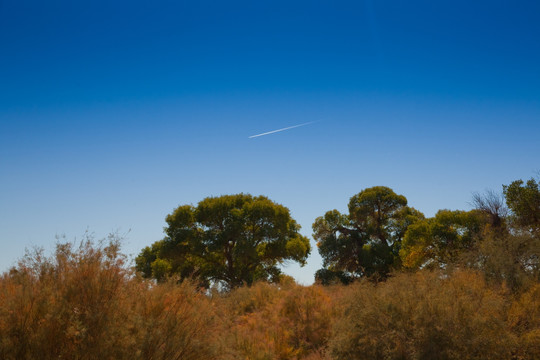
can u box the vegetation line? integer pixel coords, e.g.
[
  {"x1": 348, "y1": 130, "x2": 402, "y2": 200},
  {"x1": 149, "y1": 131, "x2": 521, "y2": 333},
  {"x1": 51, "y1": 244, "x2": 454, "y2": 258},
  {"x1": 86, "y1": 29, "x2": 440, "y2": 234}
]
[{"x1": 1, "y1": 177, "x2": 538, "y2": 359}]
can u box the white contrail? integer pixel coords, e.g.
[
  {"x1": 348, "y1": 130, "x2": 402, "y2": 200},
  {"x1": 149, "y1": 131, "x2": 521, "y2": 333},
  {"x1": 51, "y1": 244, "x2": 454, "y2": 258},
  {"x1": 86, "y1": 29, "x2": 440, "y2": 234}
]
[{"x1": 248, "y1": 121, "x2": 316, "y2": 139}]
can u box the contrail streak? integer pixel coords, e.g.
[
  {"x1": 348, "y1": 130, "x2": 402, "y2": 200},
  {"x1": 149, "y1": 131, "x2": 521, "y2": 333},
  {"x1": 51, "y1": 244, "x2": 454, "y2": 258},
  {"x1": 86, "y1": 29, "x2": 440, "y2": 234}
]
[{"x1": 248, "y1": 121, "x2": 316, "y2": 139}]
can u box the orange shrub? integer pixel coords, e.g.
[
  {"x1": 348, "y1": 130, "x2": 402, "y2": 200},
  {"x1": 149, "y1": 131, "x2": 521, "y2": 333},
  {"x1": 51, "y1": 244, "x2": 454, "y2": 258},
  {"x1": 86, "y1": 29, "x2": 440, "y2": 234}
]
[
  {"x1": 1, "y1": 235, "x2": 538, "y2": 360},
  {"x1": 508, "y1": 283, "x2": 540, "y2": 359},
  {"x1": 0, "y1": 236, "x2": 219, "y2": 360},
  {"x1": 220, "y1": 281, "x2": 336, "y2": 359},
  {"x1": 329, "y1": 271, "x2": 515, "y2": 360},
  {"x1": 128, "y1": 278, "x2": 220, "y2": 360}
]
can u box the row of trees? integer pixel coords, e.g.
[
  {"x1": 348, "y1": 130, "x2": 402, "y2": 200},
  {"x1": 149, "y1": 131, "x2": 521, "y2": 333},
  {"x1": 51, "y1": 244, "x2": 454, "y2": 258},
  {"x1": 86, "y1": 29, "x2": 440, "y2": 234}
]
[
  {"x1": 1, "y1": 177, "x2": 538, "y2": 359},
  {"x1": 136, "y1": 178, "x2": 540, "y2": 291}
]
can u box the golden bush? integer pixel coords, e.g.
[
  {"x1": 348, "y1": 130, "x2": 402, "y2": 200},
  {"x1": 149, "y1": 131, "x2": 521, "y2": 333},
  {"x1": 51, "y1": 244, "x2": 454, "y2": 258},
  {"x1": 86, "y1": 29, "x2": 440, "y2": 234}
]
[
  {"x1": 329, "y1": 271, "x2": 515, "y2": 360},
  {"x1": 0, "y1": 236, "x2": 218, "y2": 360}
]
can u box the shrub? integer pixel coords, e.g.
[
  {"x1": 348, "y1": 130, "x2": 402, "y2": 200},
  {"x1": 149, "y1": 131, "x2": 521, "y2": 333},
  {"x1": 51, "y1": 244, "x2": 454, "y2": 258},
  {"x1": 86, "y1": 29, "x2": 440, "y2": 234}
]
[
  {"x1": 508, "y1": 283, "x2": 540, "y2": 359},
  {"x1": 0, "y1": 235, "x2": 218, "y2": 360},
  {"x1": 221, "y1": 282, "x2": 335, "y2": 359},
  {"x1": 329, "y1": 271, "x2": 514, "y2": 360}
]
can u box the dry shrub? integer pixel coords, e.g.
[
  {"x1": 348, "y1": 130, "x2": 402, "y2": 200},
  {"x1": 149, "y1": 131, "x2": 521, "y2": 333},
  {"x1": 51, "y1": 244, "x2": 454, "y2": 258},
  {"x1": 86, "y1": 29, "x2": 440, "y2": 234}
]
[
  {"x1": 280, "y1": 285, "x2": 333, "y2": 352},
  {"x1": 0, "y1": 237, "x2": 132, "y2": 359},
  {"x1": 0, "y1": 235, "x2": 218, "y2": 360},
  {"x1": 508, "y1": 283, "x2": 540, "y2": 359},
  {"x1": 221, "y1": 282, "x2": 335, "y2": 360},
  {"x1": 224, "y1": 280, "x2": 281, "y2": 317},
  {"x1": 129, "y1": 278, "x2": 219, "y2": 360},
  {"x1": 1, "y1": 235, "x2": 537, "y2": 360},
  {"x1": 469, "y1": 230, "x2": 540, "y2": 293},
  {"x1": 218, "y1": 282, "x2": 285, "y2": 359},
  {"x1": 330, "y1": 270, "x2": 514, "y2": 360}
]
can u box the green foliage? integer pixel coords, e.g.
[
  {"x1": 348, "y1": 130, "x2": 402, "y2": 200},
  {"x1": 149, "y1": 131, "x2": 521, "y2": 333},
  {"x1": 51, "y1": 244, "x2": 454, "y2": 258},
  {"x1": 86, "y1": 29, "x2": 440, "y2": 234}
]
[
  {"x1": 504, "y1": 178, "x2": 540, "y2": 234},
  {"x1": 314, "y1": 268, "x2": 354, "y2": 286},
  {"x1": 399, "y1": 180, "x2": 540, "y2": 293},
  {"x1": 136, "y1": 194, "x2": 311, "y2": 289},
  {"x1": 313, "y1": 186, "x2": 424, "y2": 281},
  {"x1": 400, "y1": 209, "x2": 487, "y2": 269}
]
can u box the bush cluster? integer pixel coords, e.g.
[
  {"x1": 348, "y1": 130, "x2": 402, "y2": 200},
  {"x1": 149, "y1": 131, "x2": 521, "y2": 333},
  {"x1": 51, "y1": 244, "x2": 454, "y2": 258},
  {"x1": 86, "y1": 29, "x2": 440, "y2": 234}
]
[
  {"x1": 0, "y1": 236, "x2": 219, "y2": 360},
  {"x1": 1, "y1": 236, "x2": 539, "y2": 359}
]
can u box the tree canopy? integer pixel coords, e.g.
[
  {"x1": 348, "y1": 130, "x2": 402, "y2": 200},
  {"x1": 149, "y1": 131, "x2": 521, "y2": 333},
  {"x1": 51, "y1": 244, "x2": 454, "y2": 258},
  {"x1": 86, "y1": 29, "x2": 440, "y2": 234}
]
[
  {"x1": 504, "y1": 178, "x2": 540, "y2": 235},
  {"x1": 399, "y1": 182, "x2": 539, "y2": 291},
  {"x1": 135, "y1": 194, "x2": 310, "y2": 289},
  {"x1": 313, "y1": 186, "x2": 424, "y2": 283},
  {"x1": 399, "y1": 209, "x2": 487, "y2": 269}
]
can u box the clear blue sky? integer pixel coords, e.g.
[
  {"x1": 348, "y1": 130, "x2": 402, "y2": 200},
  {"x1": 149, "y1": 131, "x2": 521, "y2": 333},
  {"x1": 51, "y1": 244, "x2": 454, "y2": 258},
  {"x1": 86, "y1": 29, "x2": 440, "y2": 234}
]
[{"x1": 1, "y1": 0, "x2": 539, "y2": 284}]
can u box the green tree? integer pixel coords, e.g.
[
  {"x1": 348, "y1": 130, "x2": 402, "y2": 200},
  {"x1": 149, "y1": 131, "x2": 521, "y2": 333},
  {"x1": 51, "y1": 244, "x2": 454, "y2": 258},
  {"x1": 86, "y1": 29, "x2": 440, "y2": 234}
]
[
  {"x1": 399, "y1": 209, "x2": 486, "y2": 270},
  {"x1": 136, "y1": 194, "x2": 310, "y2": 290},
  {"x1": 504, "y1": 178, "x2": 540, "y2": 235},
  {"x1": 313, "y1": 186, "x2": 423, "y2": 282}
]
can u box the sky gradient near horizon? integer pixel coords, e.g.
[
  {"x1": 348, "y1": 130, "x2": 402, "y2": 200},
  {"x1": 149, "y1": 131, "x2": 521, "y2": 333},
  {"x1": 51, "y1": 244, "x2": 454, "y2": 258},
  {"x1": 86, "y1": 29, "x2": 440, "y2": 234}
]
[{"x1": 1, "y1": 0, "x2": 539, "y2": 284}]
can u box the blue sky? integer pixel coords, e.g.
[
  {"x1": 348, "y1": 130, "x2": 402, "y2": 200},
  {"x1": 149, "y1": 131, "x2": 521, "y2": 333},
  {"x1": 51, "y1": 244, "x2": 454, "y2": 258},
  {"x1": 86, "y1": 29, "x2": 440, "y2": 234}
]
[{"x1": 1, "y1": 0, "x2": 539, "y2": 284}]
